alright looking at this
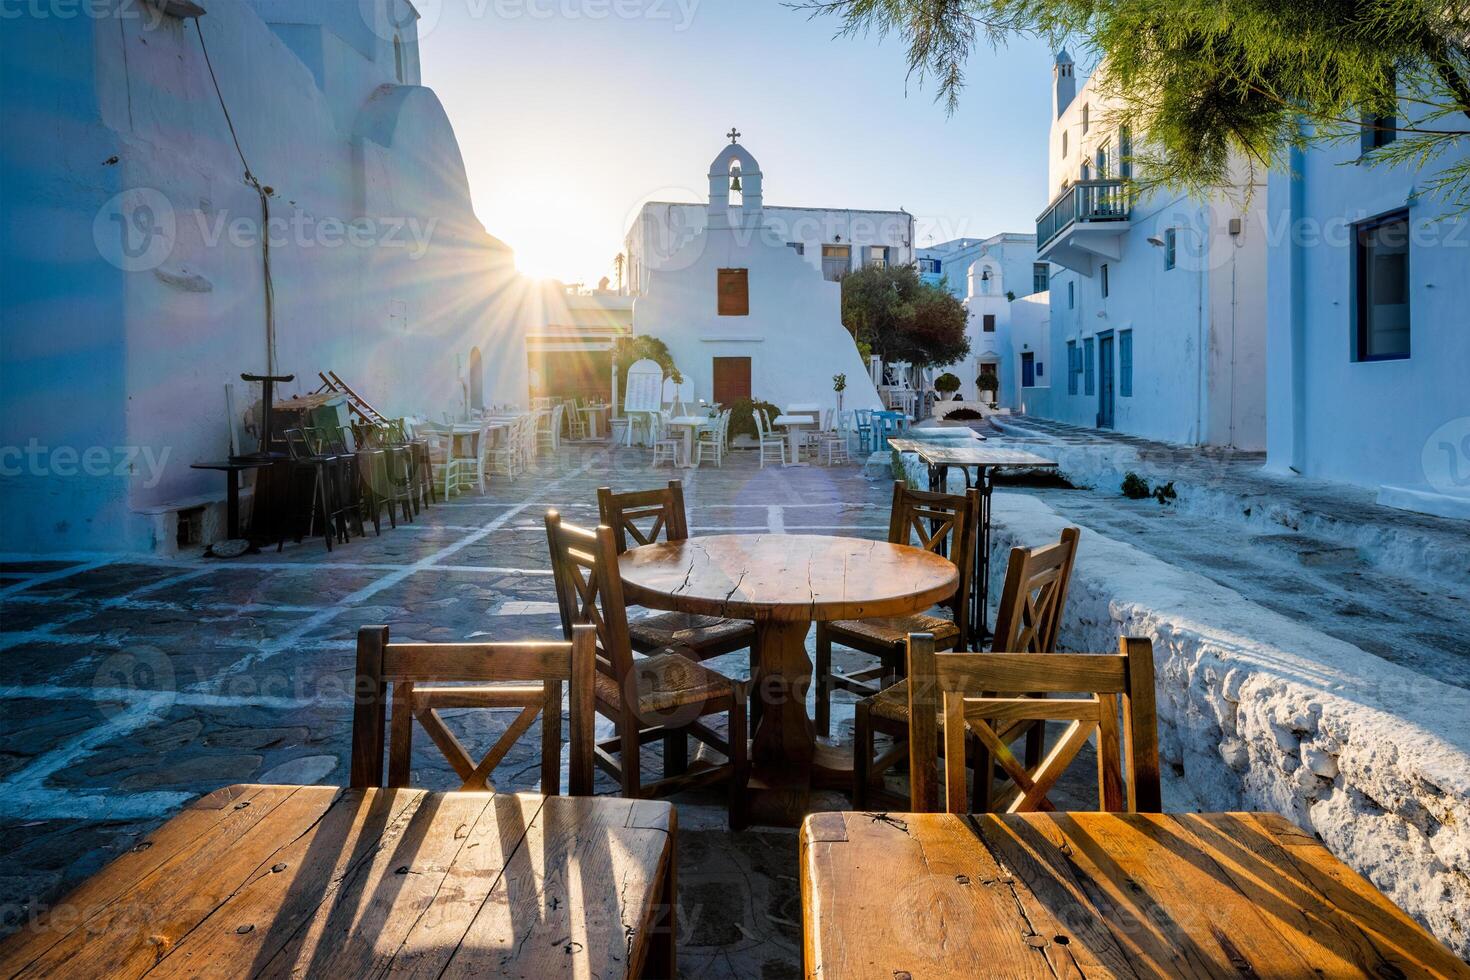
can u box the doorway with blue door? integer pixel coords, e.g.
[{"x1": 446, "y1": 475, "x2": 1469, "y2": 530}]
[{"x1": 1097, "y1": 331, "x2": 1115, "y2": 429}]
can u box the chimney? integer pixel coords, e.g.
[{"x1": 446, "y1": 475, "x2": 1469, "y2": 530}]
[{"x1": 1053, "y1": 49, "x2": 1076, "y2": 119}]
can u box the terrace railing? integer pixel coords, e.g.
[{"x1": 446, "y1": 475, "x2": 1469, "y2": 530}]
[{"x1": 1036, "y1": 179, "x2": 1132, "y2": 249}]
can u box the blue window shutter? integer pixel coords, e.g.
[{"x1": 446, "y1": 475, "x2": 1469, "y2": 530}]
[
  {"x1": 1120, "y1": 330, "x2": 1133, "y2": 397},
  {"x1": 1084, "y1": 337, "x2": 1095, "y2": 396}
]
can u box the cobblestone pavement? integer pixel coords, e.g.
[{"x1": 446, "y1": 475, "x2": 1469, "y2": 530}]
[{"x1": 3, "y1": 444, "x2": 1004, "y2": 978}]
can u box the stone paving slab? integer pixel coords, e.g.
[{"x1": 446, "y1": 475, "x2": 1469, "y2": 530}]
[{"x1": 0, "y1": 445, "x2": 1101, "y2": 970}]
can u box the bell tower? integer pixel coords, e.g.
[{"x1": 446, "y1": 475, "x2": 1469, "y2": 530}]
[{"x1": 707, "y1": 131, "x2": 763, "y2": 230}]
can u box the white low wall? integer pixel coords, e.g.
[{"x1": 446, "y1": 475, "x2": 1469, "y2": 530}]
[{"x1": 983, "y1": 489, "x2": 1470, "y2": 957}]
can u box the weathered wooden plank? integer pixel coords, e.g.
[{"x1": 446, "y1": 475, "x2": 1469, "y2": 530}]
[
  {"x1": 439, "y1": 795, "x2": 673, "y2": 979},
  {"x1": 251, "y1": 792, "x2": 495, "y2": 978},
  {"x1": 994, "y1": 812, "x2": 1324, "y2": 978},
  {"x1": 147, "y1": 786, "x2": 424, "y2": 978},
  {"x1": 9, "y1": 786, "x2": 335, "y2": 980},
  {"x1": 804, "y1": 811, "x2": 1468, "y2": 980},
  {"x1": 802, "y1": 812, "x2": 1066, "y2": 979},
  {"x1": 380, "y1": 792, "x2": 547, "y2": 978},
  {"x1": 1214, "y1": 813, "x2": 1470, "y2": 978},
  {"x1": 0, "y1": 784, "x2": 284, "y2": 971}
]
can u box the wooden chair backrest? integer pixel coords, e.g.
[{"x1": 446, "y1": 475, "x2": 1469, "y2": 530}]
[
  {"x1": 887, "y1": 481, "x2": 979, "y2": 639},
  {"x1": 597, "y1": 480, "x2": 689, "y2": 554},
  {"x1": 350, "y1": 624, "x2": 595, "y2": 796},
  {"x1": 544, "y1": 511, "x2": 636, "y2": 694},
  {"x1": 905, "y1": 634, "x2": 1162, "y2": 815},
  {"x1": 991, "y1": 526, "x2": 1081, "y2": 654}
]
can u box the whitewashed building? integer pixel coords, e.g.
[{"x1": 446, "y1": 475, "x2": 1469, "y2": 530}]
[
  {"x1": 1266, "y1": 120, "x2": 1470, "y2": 518},
  {"x1": 0, "y1": 0, "x2": 531, "y2": 552},
  {"x1": 1029, "y1": 51, "x2": 1269, "y2": 449},
  {"x1": 923, "y1": 234, "x2": 1048, "y2": 408},
  {"x1": 630, "y1": 141, "x2": 882, "y2": 414},
  {"x1": 919, "y1": 234, "x2": 1049, "y2": 300},
  {"x1": 624, "y1": 170, "x2": 915, "y2": 296}
]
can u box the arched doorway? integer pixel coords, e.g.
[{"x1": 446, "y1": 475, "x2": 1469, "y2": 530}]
[{"x1": 469, "y1": 347, "x2": 484, "y2": 410}]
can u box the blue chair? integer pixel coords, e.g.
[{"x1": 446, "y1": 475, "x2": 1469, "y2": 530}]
[{"x1": 852, "y1": 409, "x2": 875, "y2": 453}]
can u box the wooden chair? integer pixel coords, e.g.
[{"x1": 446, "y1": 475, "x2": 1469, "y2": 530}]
[
  {"x1": 815, "y1": 482, "x2": 979, "y2": 738},
  {"x1": 597, "y1": 481, "x2": 757, "y2": 667},
  {"x1": 350, "y1": 624, "x2": 597, "y2": 796},
  {"x1": 853, "y1": 525, "x2": 1081, "y2": 809},
  {"x1": 905, "y1": 633, "x2": 1162, "y2": 814},
  {"x1": 544, "y1": 511, "x2": 749, "y2": 827}
]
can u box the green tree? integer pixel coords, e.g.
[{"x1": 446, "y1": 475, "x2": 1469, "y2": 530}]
[
  {"x1": 611, "y1": 335, "x2": 679, "y2": 389},
  {"x1": 797, "y1": 0, "x2": 1470, "y2": 206},
  {"x1": 840, "y1": 263, "x2": 971, "y2": 368}
]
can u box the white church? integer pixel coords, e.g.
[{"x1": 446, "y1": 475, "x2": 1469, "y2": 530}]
[{"x1": 631, "y1": 140, "x2": 882, "y2": 415}]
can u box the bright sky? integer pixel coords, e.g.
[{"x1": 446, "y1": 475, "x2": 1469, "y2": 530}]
[{"x1": 420, "y1": 0, "x2": 1056, "y2": 284}]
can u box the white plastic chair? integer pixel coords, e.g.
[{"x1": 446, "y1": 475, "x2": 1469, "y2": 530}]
[
  {"x1": 755, "y1": 409, "x2": 786, "y2": 468},
  {"x1": 651, "y1": 413, "x2": 683, "y2": 468}
]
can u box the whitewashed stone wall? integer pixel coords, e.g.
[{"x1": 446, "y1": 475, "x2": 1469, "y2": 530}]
[{"x1": 982, "y1": 489, "x2": 1470, "y2": 957}]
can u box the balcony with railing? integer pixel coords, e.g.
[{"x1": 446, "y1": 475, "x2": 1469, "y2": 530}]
[{"x1": 1035, "y1": 179, "x2": 1132, "y2": 275}]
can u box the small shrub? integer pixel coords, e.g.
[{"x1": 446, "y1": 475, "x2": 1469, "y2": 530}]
[
  {"x1": 1153, "y1": 481, "x2": 1178, "y2": 505},
  {"x1": 891, "y1": 449, "x2": 906, "y2": 481},
  {"x1": 1121, "y1": 472, "x2": 1151, "y2": 499},
  {"x1": 933, "y1": 372, "x2": 961, "y2": 394},
  {"x1": 945, "y1": 407, "x2": 983, "y2": 421},
  {"x1": 727, "y1": 398, "x2": 782, "y2": 443}
]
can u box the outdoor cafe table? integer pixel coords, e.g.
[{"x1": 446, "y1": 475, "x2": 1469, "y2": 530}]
[
  {"x1": 666, "y1": 415, "x2": 713, "y2": 469},
  {"x1": 618, "y1": 533, "x2": 957, "y2": 825},
  {"x1": 801, "y1": 809, "x2": 1470, "y2": 979},
  {"x1": 0, "y1": 784, "x2": 677, "y2": 979},
  {"x1": 579, "y1": 402, "x2": 611, "y2": 439},
  {"x1": 889, "y1": 438, "x2": 1059, "y2": 646},
  {"x1": 773, "y1": 413, "x2": 816, "y2": 465}
]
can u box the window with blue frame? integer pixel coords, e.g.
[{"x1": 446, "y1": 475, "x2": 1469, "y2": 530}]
[
  {"x1": 1164, "y1": 228, "x2": 1177, "y2": 270},
  {"x1": 1068, "y1": 280, "x2": 1075, "y2": 309},
  {"x1": 1083, "y1": 337, "x2": 1095, "y2": 396},
  {"x1": 1119, "y1": 126, "x2": 1132, "y2": 179},
  {"x1": 1067, "y1": 341, "x2": 1079, "y2": 394},
  {"x1": 1033, "y1": 263, "x2": 1049, "y2": 294},
  {"x1": 1120, "y1": 330, "x2": 1133, "y2": 397}
]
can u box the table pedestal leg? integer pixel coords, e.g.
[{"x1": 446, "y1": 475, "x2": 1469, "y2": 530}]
[
  {"x1": 225, "y1": 469, "x2": 242, "y2": 539},
  {"x1": 751, "y1": 618, "x2": 814, "y2": 769},
  {"x1": 746, "y1": 617, "x2": 848, "y2": 826}
]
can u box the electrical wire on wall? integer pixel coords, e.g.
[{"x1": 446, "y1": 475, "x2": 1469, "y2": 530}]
[{"x1": 194, "y1": 18, "x2": 277, "y2": 375}]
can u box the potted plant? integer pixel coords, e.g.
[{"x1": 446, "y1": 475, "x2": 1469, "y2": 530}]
[
  {"x1": 976, "y1": 366, "x2": 999, "y2": 407},
  {"x1": 933, "y1": 372, "x2": 962, "y2": 401},
  {"x1": 832, "y1": 373, "x2": 847, "y2": 413}
]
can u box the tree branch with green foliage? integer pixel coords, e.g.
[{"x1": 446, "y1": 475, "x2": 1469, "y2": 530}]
[{"x1": 794, "y1": 0, "x2": 1470, "y2": 208}]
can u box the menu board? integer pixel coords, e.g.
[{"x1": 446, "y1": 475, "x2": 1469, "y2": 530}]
[{"x1": 624, "y1": 359, "x2": 664, "y2": 414}]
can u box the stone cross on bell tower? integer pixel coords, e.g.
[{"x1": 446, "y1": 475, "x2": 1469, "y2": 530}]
[{"x1": 727, "y1": 127, "x2": 741, "y2": 144}]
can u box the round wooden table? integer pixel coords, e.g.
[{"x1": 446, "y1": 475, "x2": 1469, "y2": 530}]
[{"x1": 619, "y1": 533, "x2": 957, "y2": 822}]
